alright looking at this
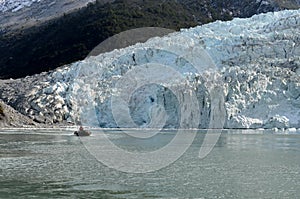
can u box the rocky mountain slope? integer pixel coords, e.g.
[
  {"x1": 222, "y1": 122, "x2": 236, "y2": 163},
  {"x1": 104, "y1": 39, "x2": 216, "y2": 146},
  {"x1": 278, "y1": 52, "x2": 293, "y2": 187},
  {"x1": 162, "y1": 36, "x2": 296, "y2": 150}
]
[
  {"x1": 1, "y1": 0, "x2": 299, "y2": 79},
  {"x1": 0, "y1": 9, "x2": 299, "y2": 129},
  {"x1": 0, "y1": 99, "x2": 37, "y2": 127},
  {"x1": 0, "y1": 0, "x2": 97, "y2": 31}
]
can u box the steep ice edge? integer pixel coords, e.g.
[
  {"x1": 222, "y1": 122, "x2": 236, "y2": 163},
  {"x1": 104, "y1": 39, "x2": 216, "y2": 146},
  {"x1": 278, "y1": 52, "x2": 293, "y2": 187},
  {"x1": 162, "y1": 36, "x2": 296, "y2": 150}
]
[{"x1": 12, "y1": 9, "x2": 300, "y2": 129}]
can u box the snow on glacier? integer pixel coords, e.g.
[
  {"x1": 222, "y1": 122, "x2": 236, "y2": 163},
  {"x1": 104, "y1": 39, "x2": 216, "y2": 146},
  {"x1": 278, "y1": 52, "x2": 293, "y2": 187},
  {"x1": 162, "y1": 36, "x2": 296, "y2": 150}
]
[
  {"x1": 26, "y1": 9, "x2": 300, "y2": 129},
  {"x1": 0, "y1": 0, "x2": 43, "y2": 12},
  {"x1": 0, "y1": 0, "x2": 96, "y2": 13}
]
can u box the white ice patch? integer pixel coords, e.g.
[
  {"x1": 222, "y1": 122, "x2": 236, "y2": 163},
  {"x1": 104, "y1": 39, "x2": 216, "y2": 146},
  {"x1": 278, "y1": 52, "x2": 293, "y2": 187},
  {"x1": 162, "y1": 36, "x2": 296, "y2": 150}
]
[{"x1": 0, "y1": 0, "x2": 43, "y2": 13}]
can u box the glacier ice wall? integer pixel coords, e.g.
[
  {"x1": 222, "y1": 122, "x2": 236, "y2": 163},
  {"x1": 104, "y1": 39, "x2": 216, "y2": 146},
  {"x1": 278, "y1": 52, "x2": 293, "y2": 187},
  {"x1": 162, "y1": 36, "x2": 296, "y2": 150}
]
[{"x1": 8, "y1": 9, "x2": 300, "y2": 129}]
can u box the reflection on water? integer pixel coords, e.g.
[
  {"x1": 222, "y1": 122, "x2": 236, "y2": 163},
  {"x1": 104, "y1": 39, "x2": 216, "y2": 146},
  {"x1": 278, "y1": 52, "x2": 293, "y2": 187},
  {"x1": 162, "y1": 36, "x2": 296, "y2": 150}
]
[{"x1": 0, "y1": 129, "x2": 299, "y2": 198}]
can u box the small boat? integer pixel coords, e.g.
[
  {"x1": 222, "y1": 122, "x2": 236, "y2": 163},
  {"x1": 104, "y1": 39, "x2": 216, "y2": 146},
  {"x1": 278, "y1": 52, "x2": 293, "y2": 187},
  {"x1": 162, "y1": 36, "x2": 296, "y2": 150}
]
[{"x1": 74, "y1": 126, "x2": 91, "y2": 136}]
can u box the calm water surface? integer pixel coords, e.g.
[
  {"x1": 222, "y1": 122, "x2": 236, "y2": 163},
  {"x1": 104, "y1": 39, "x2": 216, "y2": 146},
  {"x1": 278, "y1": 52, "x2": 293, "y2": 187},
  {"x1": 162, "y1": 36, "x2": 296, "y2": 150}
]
[{"x1": 0, "y1": 129, "x2": 299, "y2": 198}]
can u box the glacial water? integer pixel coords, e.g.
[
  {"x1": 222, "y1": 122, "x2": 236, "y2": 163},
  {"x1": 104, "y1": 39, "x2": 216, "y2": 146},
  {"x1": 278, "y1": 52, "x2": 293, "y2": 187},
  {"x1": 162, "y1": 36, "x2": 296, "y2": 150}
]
[{"x1": 0, "y1": 129, "x2": 300, "y2": 198}]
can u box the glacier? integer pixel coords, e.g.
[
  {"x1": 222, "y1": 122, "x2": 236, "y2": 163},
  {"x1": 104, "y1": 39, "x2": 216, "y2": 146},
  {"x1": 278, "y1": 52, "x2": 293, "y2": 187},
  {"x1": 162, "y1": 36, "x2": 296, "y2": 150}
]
[
  {"x1": 0, "y1": 0, "x2": 43, "y2": 12},
  {"x1": 1, "y1": 9, "x2": 300, "y2": 129}
]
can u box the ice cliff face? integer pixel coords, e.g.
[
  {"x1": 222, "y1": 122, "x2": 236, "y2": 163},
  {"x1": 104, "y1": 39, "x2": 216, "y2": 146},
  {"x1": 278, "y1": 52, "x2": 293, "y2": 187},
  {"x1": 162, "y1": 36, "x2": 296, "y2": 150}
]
[{"x1": 1, "y1": 9, "x2": 300, "y2": 129}]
